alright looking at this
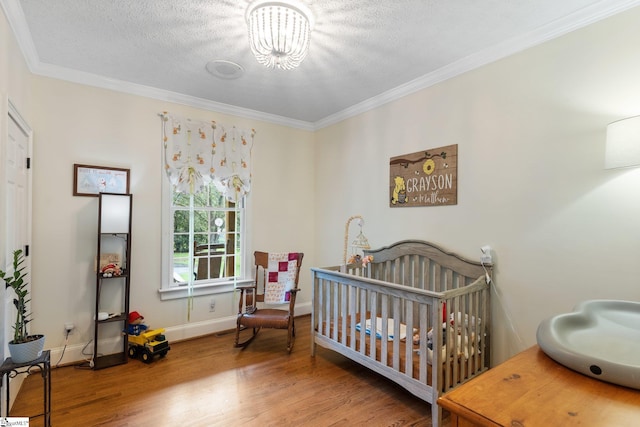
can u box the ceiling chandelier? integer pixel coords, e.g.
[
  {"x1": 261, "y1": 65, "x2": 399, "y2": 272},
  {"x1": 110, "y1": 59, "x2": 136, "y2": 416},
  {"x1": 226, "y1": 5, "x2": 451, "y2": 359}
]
[{"x1": 246, "y1": 1, "x2": 314, "y2": 70}]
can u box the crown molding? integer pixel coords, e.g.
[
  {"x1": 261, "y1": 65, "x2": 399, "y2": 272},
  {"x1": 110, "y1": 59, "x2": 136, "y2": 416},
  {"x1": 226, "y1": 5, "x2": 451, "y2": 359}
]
[
  {"x1": 314, "y1": 0, "x2": 640, "y2": 129},
  {"x1": 32, "y1": 62, "x2": 316, "y2": 131},
  {"x1": 4, "y1": 0, "x2": 640, "y2": 132},
  {"x1": 0, "y1": 0, "x2": 39, "y2": 70}
]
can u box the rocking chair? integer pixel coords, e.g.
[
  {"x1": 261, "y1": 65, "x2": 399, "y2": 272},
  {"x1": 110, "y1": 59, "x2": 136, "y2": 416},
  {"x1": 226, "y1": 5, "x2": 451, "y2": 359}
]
[{"x1": 234, "y1": 251, "x2": 304, "y2": 352}]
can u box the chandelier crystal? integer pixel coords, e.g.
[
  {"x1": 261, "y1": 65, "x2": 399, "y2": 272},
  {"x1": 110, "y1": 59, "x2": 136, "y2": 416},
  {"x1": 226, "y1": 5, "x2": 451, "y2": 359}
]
[{"x1": 246, "y1": 1, "x2": 313, "y2": 70}]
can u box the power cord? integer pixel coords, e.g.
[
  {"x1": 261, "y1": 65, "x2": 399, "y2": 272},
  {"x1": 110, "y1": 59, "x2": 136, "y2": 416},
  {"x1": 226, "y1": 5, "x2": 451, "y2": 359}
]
[
  {"x1": 480, "y1": 247, "x2": 492, "y2": 284},
  {"x1": 56, "y1": 329, "x2": 97, "y2": 369},
  {"x1": 480, "y1": 253, "x2": 527, "y2": 352},
  {"x1": 74, "y1": 339, "x2": 97, "y2": 369},
  {"x1": 481, "y1": 260, "x2": 492, "y2": 284},
  {"x1": 55, "y1": 330, "x2": 71, "y2": 368}
]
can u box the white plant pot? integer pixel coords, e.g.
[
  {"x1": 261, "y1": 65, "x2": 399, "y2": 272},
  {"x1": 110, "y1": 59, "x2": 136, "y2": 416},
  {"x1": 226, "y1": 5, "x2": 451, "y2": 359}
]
[{"x1": 8, "y1": 334, "x2": 45, "y2": 363}]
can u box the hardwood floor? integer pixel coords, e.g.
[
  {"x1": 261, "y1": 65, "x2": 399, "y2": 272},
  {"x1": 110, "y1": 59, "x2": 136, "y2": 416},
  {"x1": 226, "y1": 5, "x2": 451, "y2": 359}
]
[{"x1": 10, "y1": 315, "x2": 449, "y2": 426}]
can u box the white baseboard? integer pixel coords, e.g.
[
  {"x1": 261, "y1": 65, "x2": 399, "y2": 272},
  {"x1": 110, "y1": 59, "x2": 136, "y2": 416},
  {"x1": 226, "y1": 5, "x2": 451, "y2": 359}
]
[{"x1": 48, "y1": 302, "x2": 312, "y2": 366}]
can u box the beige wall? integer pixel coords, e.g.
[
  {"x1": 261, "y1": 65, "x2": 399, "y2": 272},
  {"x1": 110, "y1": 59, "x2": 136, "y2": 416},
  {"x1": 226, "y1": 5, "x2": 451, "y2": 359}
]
[
  {"x1": 314, "y1": 8, "x2": 640, "y2": 365},
  {"x1": 26, "y1": 78, "x2": 314, "y2": 360},
  {"x1": 0, "y1": 5, "x2": 33, "y2": 365},
  {"x1": 1, "y1": 0, "x2": 315, "y2": 360},
  {"x1": 0, "y1": 5, "x2": 30, "y2": 113}
]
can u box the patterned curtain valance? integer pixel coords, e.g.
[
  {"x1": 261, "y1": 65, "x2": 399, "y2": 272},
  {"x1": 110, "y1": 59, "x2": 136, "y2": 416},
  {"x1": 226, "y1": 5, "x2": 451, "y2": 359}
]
[{"x1": 160, "y1": 113, "x2": 255, "y2": 201}]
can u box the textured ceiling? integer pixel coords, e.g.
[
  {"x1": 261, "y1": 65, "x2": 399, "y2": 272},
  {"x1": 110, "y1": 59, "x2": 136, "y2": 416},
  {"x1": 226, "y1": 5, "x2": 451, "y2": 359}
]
[{"x1": 3, "y1": 0, "x2": 640, "y2": 129}]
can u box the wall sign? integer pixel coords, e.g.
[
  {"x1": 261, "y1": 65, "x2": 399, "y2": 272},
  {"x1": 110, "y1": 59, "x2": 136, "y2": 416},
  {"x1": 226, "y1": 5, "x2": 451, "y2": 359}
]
[
  {"x1": 73, "y1": 164, "x2": 130, "y2": 196},
  {"x1": 389, "y1": 144, "x2": 457, "y2": 207}
]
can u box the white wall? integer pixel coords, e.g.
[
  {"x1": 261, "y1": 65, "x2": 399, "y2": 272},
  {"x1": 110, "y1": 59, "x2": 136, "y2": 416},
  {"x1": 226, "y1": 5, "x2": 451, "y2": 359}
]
[
  {"x1": 314, "y1": 7, "x2": 640, "y2": 365},
  {"x1": 0, "y1": 3, "x2": 34, "y2": 411},
  {"x1": 27, "y1": 77, "x2": 315, "y2": 362}
]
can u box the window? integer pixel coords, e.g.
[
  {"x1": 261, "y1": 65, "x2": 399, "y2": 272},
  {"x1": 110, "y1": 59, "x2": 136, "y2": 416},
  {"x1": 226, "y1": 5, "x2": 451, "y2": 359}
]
[
  {"x1": 160, "y1": 180, "x2": 250, "y2": 300},
  {"x1": 158, "y1": 113, "x2": 255, "y2": 300}
]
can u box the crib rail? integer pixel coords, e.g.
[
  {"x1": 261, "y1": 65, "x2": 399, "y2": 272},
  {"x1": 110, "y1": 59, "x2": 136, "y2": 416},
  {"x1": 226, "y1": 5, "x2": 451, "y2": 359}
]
[
  {"x1": 311, "y1": 269, "x2": 488, "y2": 382},
  {"x1": 310, "y1": 241, "x2": 491, "y2": 427},
  {"x1": 311, "y1": 268, "x2": 439, "y2": 398}
]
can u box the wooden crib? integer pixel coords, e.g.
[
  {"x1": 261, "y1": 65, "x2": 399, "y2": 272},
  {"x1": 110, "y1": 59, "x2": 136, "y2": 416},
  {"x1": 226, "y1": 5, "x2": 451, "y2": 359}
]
[{"x1": 310, "y1": 240, "x2": 492, "y2": 427}]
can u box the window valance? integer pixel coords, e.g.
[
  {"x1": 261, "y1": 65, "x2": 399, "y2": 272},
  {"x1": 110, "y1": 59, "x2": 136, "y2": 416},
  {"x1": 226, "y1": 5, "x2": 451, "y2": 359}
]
[{"x1": 160, "y1": 113, "x2": 255, "y2": 201}]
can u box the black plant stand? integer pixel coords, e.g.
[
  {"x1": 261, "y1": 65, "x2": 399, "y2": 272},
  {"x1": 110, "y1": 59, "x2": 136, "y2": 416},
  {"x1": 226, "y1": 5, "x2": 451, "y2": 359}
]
[{"x1": 0, "y1": 350, "x2": 51, "y2": 426}]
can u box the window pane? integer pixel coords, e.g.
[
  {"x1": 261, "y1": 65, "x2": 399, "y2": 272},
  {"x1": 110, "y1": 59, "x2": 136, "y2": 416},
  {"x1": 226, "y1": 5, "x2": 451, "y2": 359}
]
[
  {"x1": 173, "y1": 246, "x2": 189, "y2": 284},
  {"x1": 174, "y1": 233, "x2": 190, "y2": 254},
  {"x1": 173, "y1": 192, "x2": 190, "y2": 207},
  {"x1": 194, "y1": 233, "x2": 209, "y2": 246},
  {"x1": 174, "y1": 210, "x2": 189, "y2": 233},
  {"x1": 235, "y1": 211, "x2": 242, "y2": 231},
  {"x1": 226, "y1": 254, "x2": 235, "y2": 277},
  {"x1": 194, "y1": 246, "x2": 225, "y2": 280},
  {"x1": 189, "y1": 183, "x2": 227, "y2": 208},
  {"x1": 212, "y1": 215, "x2": 225, "y2": 244},
  {"x1": 209, "y1": 188, "x2": 225, "y2": 207},
  {"x1": 193, "y1": 188, "x2": 209, "y2": 208},
  {"x1": 168, "y1": 182, "x2": 244, "y2": 287},
  {"x1": 234, "y1": 232, "x2": 242, "y2": 275},
  {"x1": 193, "y1": 209, "x2": 209, "y2": 233},
  {"x1": 210, "y1": 191, "x2": 225, "y2": 208}
]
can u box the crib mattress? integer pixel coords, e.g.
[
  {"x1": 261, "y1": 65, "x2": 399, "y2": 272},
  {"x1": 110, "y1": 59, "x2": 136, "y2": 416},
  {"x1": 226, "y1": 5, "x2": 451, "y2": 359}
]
[{"x1": 318, "y1": 315, "x2": 473, "y2": 388}]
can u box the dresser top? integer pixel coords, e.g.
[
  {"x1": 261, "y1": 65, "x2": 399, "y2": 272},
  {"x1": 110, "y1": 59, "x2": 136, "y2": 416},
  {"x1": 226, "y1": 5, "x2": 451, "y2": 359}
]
[{"x1": 439, "y1": 345, "x2": 640, "y2": 427}]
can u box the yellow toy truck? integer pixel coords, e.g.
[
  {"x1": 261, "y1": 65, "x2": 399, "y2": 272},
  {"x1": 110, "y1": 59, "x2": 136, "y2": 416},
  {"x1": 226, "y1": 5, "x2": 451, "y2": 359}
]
[{"x1": 127, "y1": 328, "x2": 170, "y2": 363}]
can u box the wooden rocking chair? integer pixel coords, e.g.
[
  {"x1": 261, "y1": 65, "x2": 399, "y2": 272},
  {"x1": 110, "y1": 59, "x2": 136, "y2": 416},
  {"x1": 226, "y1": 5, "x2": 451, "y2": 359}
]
[{"x1": 234, "y1": 251, "x2": 304, "y2": 352}]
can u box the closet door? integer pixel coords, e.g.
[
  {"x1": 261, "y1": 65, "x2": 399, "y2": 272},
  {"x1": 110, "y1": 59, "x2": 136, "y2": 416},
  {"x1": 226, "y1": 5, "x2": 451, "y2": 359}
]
[{"x1": 2, "y1": 103, "x2": 32, "y2": 362}]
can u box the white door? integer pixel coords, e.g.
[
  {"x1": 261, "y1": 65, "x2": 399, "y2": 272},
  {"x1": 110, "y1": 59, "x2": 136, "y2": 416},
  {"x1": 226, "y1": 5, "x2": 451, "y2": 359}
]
[
  {"x1": 1, "y1": 103, "x2": 32, "y2": 415},
  {"x1": 2, "y1": 104, "x2": 32, "y2": 359}
]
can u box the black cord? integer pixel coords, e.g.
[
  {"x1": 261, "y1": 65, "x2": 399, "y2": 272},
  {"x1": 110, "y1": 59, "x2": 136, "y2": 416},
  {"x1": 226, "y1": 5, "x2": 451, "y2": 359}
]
[{"x1": 55, "y1": 330, "x2": 70, "y2": 368}]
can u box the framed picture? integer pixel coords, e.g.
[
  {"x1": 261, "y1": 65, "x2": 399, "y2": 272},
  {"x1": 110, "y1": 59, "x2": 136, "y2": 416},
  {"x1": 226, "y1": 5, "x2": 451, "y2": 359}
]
[{"x1": 73, "y1": 164, "x2": 130, "y2": 197}]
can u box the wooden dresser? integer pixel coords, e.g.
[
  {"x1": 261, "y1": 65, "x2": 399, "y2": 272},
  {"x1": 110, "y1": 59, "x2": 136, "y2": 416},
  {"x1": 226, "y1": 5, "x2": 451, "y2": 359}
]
[{"x1": 438, "y1": 345, "x2": 640, "y2": 426}]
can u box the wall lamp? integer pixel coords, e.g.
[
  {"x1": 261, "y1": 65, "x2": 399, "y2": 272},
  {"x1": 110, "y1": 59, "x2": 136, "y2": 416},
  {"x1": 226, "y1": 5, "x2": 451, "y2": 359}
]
[{"x1": 605, "y1": 115, "x2": 640, "y2": 169}]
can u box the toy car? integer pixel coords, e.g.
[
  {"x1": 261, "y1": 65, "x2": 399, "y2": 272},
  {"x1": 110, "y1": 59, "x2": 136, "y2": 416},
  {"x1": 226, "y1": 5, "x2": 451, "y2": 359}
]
[{"x1": 127, "y1": 328, "x2": 170, "y2": 363}]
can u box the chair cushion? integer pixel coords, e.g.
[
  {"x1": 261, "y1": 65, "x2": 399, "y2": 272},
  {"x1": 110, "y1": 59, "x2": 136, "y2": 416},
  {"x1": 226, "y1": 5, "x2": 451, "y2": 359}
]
[{"x1": 239, "y1": 308, "x2": 291, "y2": 329}]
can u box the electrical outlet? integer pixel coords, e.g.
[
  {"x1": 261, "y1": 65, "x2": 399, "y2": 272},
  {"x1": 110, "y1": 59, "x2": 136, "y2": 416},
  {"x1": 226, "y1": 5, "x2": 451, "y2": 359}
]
[
  {"x1": 209, "y1": 298, "x2": 216, "y2": 312},
  {"x1": 480, "y1": 245, "x2": 492, "y2": 264},
  {"x1": 64, "y1": 323, "x2": 75, "y2": 334}
]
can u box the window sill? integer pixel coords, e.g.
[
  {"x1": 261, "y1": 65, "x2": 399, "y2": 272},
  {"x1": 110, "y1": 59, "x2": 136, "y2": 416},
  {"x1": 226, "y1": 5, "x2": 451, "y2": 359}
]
[{"x1": 158, "y1": 278, "x2": 253, "y2": 301}]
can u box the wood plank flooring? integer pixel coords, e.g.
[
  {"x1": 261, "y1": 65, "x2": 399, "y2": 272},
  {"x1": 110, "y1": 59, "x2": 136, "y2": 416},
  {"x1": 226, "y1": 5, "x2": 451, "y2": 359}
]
[{"x1": 10, "y1": 315, "x2": 449, "y2": 426}]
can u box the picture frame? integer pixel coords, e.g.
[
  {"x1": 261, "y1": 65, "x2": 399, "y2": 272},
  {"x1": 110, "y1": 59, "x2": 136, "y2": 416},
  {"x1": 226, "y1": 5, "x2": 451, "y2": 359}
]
[{"x1": 73, "y1": 164, "x2": 130, "y2": 197}]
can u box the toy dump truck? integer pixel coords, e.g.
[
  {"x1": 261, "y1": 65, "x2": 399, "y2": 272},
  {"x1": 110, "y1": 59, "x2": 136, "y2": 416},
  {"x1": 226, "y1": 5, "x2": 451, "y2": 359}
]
[{"x1": 127, "y1": 328, "x2": 170, "y2": 363}]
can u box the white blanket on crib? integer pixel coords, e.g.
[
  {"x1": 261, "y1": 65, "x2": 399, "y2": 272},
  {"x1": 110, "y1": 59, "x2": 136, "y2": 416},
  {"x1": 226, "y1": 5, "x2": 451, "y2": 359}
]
[
  {"x1": 355, "y1": 317, "x2": 408, "y2": 341},
  {"x1": 427, "y1": 312, "x2": 482, "y2": 364},
  {"x1": 425, "y1": 334, "x2": 475, "y2": 364}
]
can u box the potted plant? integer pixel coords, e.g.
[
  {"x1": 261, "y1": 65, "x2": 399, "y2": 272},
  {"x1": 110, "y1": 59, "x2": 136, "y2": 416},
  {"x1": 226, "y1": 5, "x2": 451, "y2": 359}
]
[{"x1": 0, "y1": 249, "x2": 45, "y2": 363}]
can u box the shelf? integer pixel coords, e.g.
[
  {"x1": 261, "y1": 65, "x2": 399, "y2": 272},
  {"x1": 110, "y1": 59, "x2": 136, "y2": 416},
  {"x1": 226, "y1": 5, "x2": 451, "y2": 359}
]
[
  {"x1": 97, "y1": 273, "x2": 129, "y2": 280},
  {"x1": 93, "y1": 352, "x2": 127, "y2": 370},
  {"x1": 97, "y1": 314, "x2": 126, "y2": 324},
  {"x1": 94, "y1": 193, "x2": 132, "y2": 370}
]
